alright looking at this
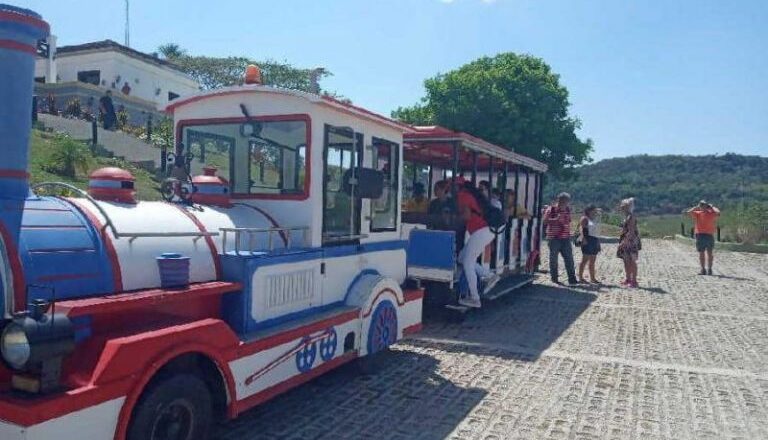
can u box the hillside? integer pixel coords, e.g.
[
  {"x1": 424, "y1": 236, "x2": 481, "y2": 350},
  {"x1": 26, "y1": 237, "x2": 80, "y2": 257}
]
[
  {"x1": 545, "y1": 154, "x2": 768, "y2": 214},
  {"x1": 29, "y1": 128, "x2": 162, "y2": 201}
]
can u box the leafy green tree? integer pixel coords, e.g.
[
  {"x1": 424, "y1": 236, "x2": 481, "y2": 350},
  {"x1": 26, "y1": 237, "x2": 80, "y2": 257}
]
[
  {"x1": 392, "y1": 53, "x2": 593, "y2": 174},
  {"x1": 544, "y1": 154, "x2": 768, "y2": 215},
  {"x1": 158, "y1": 44, "x2": 332, "y2": 93}
]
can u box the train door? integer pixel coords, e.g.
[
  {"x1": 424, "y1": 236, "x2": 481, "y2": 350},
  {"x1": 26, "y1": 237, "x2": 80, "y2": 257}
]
[{"x1": 320, "y1": 125, "x2": 365, "y2": 304}]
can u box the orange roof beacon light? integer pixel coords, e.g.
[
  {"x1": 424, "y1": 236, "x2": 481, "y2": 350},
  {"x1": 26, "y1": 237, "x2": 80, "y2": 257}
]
[{"x1": 245, "y1": 64, "x2": 262, "y2": 85}]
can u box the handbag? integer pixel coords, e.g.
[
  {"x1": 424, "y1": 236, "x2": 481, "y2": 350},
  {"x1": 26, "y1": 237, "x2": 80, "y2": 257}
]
[{"x1": 574, "y1": 228, "x2": 584, "y2": 247}]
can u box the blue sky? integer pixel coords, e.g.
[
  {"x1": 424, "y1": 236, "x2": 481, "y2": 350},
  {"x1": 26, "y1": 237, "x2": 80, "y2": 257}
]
[{"x1": 20, "y1": 0, "x2": 768, "y2": 160}]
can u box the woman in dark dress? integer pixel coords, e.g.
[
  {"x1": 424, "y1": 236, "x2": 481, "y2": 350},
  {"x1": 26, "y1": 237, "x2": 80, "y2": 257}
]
[
  {"x1": 578, "y1": 205, "x2": 601, "y2": 283},
  {"x1": 617, "y1": 198, "x2": 641, "y2": 288}
]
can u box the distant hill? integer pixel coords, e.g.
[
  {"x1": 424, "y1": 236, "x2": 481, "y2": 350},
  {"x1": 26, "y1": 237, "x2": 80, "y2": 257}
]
[{"x1": 545, "y1": 154, "x2": 768, "y2": 214}]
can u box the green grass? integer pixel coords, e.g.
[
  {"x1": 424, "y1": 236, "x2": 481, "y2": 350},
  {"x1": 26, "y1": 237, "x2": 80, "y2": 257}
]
[
  {"x1": 638, "y1": 215, "x2": 684, "y2": 238},
  {"x1": 29, "y1": 129, "x2": 163, "y2": 201}
]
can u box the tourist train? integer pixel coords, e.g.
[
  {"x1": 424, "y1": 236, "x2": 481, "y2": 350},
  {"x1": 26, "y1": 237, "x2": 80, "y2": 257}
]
[{"x1": 0, "y1": 5, "x2": 545, "y2": 439}]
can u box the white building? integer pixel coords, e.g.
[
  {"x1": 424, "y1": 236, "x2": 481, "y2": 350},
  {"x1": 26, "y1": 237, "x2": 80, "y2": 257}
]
[{"x1": 35, "y1": 39, "x2": 199, "y2": 108}]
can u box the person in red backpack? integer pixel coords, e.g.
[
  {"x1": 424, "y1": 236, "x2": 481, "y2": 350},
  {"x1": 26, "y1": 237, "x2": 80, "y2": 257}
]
[{"x1": 453, "y1": 177, "x2": 500, "y2": 308}]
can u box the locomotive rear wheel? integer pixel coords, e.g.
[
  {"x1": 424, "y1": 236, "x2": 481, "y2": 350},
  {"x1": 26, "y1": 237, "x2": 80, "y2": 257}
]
[{"x1": 127, "y1": 374, "x2": 213, "y2": 440}]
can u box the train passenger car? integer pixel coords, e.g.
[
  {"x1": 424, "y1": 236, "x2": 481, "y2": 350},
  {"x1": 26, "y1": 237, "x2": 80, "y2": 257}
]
[
  {"x1": 0, "y1": 6, "x2": 422, "y2": 439},
  {"x1": 400, "y1": 126, "x2": 548, "y2": 307}
]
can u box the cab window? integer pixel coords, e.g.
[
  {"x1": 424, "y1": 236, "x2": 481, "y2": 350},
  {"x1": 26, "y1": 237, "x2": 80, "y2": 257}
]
[{"x1": 182, "y1": 118, "x2": 308, "y2": 197}]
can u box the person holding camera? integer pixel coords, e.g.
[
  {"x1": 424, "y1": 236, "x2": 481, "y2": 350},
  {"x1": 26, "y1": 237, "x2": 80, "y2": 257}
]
[
  {"x1": 686, "y1": 200, "x2": 720, "y2": 275},
  {"x1": 543, "y1": 192, "x2": 577, "y2": 285}
]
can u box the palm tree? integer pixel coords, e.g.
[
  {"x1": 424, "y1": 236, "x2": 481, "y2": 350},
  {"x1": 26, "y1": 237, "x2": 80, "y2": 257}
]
[{"x1": 158, "y1": 43, "x2": 187, "y2": 60}]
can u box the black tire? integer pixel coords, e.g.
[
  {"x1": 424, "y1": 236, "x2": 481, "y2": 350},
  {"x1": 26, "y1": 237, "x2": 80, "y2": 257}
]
[
  {"x1": 355, "y1": 348, "x2": 391, "y2": 375},
  {"x1": 127, "y1": 374, "x2": 213, "y2": 440}
]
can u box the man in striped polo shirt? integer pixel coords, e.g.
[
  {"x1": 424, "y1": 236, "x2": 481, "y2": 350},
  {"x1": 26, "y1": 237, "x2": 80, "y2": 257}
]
[{"x1": 543, "y1": 192, "x2": 578, "y2": 285}]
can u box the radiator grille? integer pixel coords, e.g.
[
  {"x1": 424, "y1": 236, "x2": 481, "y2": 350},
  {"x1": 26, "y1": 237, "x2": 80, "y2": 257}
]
[{"x1": 265, "y1": 269, "x2": 315, "y2": 308}]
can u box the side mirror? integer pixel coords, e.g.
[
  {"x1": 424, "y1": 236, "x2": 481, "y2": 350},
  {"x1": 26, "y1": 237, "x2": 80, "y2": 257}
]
[{"x1": 343, "y1": 168, "x2": 384, "y2": 199}]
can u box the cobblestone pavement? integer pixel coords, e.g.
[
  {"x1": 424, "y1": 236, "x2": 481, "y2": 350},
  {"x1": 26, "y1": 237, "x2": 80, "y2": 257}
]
[{"x1": 215, "y1": 240, "x2": 768, "y2": 440}]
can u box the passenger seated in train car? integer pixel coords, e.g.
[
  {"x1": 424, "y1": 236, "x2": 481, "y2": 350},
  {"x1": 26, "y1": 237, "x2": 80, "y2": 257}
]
[
  {"x1": 504, "y1": 189, "x2": 531, "y2": 219},
  {"x1": 404, "y1": 182, "x2": 429, "y2": 213},
  {"x1": 427, "y1": 180, "x2": 457, "y2": 230},
  {"x1": 479, "y1": 181, "x2": 502, "y2": 209}
]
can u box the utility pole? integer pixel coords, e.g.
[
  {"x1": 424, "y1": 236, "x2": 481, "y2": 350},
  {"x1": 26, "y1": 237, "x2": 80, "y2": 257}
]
[{"x1": 124, "y1": 0, "x2": 130, "y2": 47}]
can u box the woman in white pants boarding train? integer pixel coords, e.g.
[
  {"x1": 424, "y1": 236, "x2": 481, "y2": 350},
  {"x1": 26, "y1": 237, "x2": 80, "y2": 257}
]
[{"x1": 453, "y1": 177, "x2": 500, "y2": 308}]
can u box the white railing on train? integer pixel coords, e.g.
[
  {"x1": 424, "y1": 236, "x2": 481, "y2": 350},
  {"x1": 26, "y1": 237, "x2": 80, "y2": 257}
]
[{"x1": 220, "y1": 226, "x2": 310, "y2": 255}]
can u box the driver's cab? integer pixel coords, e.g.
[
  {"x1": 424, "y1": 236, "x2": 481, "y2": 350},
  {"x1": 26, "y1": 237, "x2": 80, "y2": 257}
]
[{"x1": 165, "y1": 85, "x2": 409, "y2": 334}]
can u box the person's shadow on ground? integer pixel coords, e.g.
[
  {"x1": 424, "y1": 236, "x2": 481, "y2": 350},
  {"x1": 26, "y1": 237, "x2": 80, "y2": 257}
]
[{"x1": 419, "y1": 282, "x2": 598, "y2": 362}]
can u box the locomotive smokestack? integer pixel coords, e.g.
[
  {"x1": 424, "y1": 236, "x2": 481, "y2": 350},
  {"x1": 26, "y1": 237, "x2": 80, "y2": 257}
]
[
  {"x1": 0, "y1": 5, "x2": 49, "y2": 314},
  {"x1": 0, "y1": 4, "x2": 50, "y2": 200}
]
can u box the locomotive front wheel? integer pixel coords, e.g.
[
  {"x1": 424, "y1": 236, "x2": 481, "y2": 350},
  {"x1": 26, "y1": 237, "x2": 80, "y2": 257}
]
[
  {"x1": 358, "y1": 300, "x2": 398, "y2": 375},
  {"x1": 127, "y1": 374, "x2": 213, "y2": 440}
]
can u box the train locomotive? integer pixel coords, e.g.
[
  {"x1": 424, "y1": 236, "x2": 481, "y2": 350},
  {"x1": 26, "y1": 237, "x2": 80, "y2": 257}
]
[{"x1": 0, "y1": 5, "x2": 424, "y2": 439}]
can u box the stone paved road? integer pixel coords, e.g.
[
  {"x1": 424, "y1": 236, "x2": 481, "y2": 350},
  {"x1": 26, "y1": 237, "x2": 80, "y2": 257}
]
[{"x1": 215, "y1": 240, "x2": 768, "y2": 440}]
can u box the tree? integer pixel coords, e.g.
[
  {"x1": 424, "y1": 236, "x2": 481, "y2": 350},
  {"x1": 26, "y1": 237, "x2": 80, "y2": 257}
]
[
  {"x1": 392, "y1": 53, "x2": 593, "y2": 174},
  {"x1": 157, "y1": 44, "x2": 333, "y2": 94},
  {"x1": 158, "y1": 43, "x2": 187, "y2": 59}
]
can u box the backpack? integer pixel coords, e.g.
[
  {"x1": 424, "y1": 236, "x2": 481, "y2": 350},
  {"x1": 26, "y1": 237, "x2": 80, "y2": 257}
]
[{"x1": 462, "y1": 185, "x2": 506, "y2": 231}]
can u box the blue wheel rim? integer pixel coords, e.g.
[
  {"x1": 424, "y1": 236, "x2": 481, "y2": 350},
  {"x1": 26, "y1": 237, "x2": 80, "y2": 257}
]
[
  {"x1": 367, "y1": 300, "x2": 398, "y2": 355},
  {"x1": 295, "y1": 337, "x2": 317, "y2": 373},
  {"x1": 319, "y1": 328, "x2": 338, "y2": 362}
]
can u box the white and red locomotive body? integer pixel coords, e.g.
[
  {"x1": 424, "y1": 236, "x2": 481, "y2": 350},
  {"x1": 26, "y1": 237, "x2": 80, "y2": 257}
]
[{"x1": 0, "y1": 6, "x2": 423, "y2": 439}]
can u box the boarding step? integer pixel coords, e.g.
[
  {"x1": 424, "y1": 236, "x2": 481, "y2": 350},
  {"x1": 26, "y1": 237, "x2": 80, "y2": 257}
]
[{"x1": 241, "y1": 305, "x2": 360, "y2": 345}]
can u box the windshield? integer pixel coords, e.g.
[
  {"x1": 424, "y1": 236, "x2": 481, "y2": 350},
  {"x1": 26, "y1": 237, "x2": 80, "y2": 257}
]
[{"x1": 180, "y1": 119, "x2": 308, "y2": 197}]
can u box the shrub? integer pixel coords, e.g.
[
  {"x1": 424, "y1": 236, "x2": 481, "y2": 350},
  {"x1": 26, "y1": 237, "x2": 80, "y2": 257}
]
[
  {"x1": 64, "y1": 98, "x2": 82, "y2": 118},
  {"x1": 44, "y1": 134, "x2": 92, "y2": 178},
  {"x1": 117, "y1": 109, "x2": 130, "y2": 129}
]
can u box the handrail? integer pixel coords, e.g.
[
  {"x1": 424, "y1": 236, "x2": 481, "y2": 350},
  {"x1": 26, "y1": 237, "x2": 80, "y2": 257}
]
[
  {"x1": 322, "y1": 233, "x2": 369, "y2": 243},
  {"x1": 33, "y1": 182, "x2": 120, "y2": 237},
  {"x1": 33, "y1": 182, "x2": 218, "y2": 242},
  {"x1": 121, "y1": 231, "x2": 219, "y2": 243},
  {"x1": 220, "y1": 226, "x2": 310, "y2": 255}
]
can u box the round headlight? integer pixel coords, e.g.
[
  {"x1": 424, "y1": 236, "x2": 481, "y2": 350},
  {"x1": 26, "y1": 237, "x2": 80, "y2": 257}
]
[{"x1": 1, "y1": 323, "x2": 30, "y2": 370}]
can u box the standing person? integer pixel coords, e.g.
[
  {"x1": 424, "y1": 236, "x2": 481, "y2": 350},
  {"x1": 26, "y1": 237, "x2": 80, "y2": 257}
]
[
  {"x1": 617, "y1": 198, "x2": 641, "y2": 287},
  {"x1": 686, "y1": 200, "x2": 720, "y2": 275},
  {"x1": 543, "y1": 192, "x2": 578, "y2": 285},
  {"x1": 99, "y1": 90, "x2": 116, "y2": 130},
  {"x1": 454, "y1": 177, "x2": 500, "y2": 308},
  {"x1": 577, "y1": 205, "x2": 602, "y2": 283}
]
